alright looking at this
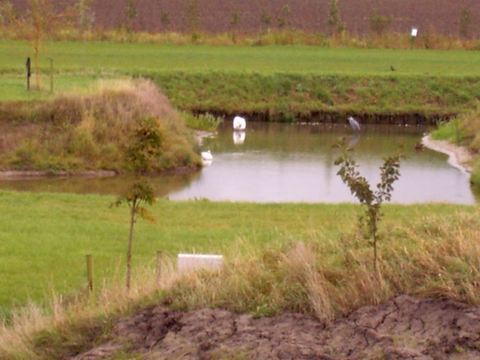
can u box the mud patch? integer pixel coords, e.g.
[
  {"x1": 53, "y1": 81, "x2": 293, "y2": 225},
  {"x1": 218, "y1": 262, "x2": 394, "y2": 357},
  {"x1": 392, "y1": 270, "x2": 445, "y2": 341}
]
[
  {"x1": 422, "y1": 135, "x2": 473, "y2": 174},
  {"x1": 71, "y1": 295, "x2": 480, "y2": 359}
]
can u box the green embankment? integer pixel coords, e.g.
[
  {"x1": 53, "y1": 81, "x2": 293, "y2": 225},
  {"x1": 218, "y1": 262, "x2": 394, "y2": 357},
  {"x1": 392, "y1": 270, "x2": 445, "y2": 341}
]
[
  {"x1": 143, "y1": 71, "x2": 479, "y2": 122},
  {"x1": 2, "y1": 41, "x2": 480, "y2": 121}
]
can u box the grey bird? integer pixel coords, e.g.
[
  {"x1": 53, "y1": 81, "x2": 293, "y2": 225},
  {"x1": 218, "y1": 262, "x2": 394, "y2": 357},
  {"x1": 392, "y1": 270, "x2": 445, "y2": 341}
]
[{"x1": 348, "y1": 116, "x2": 361, "y2": 132}]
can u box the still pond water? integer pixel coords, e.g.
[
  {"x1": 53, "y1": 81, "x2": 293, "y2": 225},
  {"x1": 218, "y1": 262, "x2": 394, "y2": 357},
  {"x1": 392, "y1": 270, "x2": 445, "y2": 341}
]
[{"x1": 0, "y1": 122, "x2": 478, "y2": 204}]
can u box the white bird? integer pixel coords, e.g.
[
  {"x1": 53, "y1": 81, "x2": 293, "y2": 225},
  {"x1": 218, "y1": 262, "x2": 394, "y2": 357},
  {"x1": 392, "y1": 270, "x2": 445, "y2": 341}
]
[
  {"x1": 348, "y1": 116, "x2": 361, "y2": 132},
  {"x1": 201, "y1": 150, "x2": 213, "y2": 162},
  {"x1": 233, "y1": 116, "x2": 247, "y2": 130}
]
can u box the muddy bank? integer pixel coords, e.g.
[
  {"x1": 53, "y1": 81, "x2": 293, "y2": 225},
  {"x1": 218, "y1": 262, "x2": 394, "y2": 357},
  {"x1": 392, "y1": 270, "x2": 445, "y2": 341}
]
[
  {"x1": 0, "y1": 170, "x2": 118, "y2": 180},
  {"x1": 72, "y1": 294, "x2": 480, "y2": 359},
  {"x1": 422, "y1": 135, "x2": 473, "y2": 174}
]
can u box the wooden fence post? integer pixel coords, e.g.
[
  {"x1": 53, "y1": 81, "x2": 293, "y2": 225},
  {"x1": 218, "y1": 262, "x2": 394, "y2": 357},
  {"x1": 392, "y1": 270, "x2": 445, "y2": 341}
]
[
  {"x1": 86, "y1": 254, "x2": 94, "y2": 302},
  {"x1": 26, "y1": 57, "x2": 31, "y2": 91}
]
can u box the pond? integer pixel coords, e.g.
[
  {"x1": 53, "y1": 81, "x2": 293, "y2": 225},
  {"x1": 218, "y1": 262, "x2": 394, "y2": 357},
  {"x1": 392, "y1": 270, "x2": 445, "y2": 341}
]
[{"x1": 0, "y1": 122, "x2": 478, "y2": 204}]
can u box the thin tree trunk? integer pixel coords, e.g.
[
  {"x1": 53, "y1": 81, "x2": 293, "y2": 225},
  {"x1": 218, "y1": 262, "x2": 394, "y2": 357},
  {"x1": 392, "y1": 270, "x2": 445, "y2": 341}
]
[
  {"x1": 34, "y1": 43, "x2": 40, "y2": 90},
  {"x1": 126, "y1": 201, "x2": 136, "y2": 290}
]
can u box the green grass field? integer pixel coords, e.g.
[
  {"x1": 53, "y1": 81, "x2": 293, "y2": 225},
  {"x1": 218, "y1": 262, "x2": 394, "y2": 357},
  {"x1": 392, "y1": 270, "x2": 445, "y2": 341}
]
[
  {"x1": 0, "y1": 189, "x2": 477, "y2": 313},
  {"x1": 2, "y1": 41, "x2": 480, "y2": 75}
]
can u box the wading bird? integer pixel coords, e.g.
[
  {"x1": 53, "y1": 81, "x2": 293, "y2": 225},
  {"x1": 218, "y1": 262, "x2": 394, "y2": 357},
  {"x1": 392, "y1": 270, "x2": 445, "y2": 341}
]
[{"x1": 348, "y1": 116, "x2": 361, "y2": 132}]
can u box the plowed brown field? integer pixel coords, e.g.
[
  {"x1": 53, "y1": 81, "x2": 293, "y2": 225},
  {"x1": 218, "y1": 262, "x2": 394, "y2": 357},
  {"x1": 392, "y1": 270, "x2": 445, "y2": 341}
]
[{"x1": 7, "y1": 0, "x2": 480, "y2": 38}]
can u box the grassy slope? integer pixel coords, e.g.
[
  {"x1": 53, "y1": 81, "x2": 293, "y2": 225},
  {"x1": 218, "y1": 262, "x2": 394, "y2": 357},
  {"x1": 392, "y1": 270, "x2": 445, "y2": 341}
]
[
  {"x1": 0, "y1": 190, "x2": 477, "y2": 312},
  {"x1": 1, "y1": 41, "x2": 480, "y2": 118}
]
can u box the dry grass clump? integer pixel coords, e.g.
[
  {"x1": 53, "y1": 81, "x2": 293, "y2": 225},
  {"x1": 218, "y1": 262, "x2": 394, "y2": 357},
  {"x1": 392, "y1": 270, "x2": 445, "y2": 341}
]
[
  {"x1": 167, "y1": 212, "x2": 480, "y2": 320},
  {"x1": 0, "y1": 79, "x2": 201, "y2": 172}
]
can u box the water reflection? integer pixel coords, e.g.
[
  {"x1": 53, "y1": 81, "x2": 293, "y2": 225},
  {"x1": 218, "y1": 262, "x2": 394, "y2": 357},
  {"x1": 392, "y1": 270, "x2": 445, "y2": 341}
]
[
  {"x1": 233, "y1": 130, "x2": 246, "y2": 145},
  {"x1": 0, "y1": 122, "x2": 478, "y2": 204},
  {"x1": 0, "y1": 172, "x2": 201, "y2": 198}
]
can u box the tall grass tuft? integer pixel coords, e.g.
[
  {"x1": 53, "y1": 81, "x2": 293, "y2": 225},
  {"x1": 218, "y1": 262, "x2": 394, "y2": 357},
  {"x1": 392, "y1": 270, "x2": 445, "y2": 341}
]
[
  {"x1": 182, "y1": 111, "x2": 223, "y2": 131},
  {"x1": 167, "y1": 212, "x2": 480, "y2": 319}
]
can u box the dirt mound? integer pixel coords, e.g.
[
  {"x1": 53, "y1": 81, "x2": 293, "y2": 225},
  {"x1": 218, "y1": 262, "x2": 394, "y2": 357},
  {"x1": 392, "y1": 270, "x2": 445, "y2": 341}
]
[{"x1": 72, "y1": 295, "x2": 480, "y2": 359}]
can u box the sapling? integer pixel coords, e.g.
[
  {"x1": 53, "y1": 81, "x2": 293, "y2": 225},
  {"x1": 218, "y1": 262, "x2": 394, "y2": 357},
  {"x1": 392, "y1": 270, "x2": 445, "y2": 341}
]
[
  {"x1": 335, "y1": 147, "x2": 402, "y2": 270},
  {"x1": 111, "y1": 116, "x2": 163, "y2": 289},
  {"x1": 111, "y1": 179, "x2": 156, "y2": 289}
]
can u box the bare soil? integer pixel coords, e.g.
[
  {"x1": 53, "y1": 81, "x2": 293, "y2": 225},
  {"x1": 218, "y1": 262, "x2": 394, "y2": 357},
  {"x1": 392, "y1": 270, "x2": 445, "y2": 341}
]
[{"x1": 72, "y1": 295, "x2": 480, "y2": 360}]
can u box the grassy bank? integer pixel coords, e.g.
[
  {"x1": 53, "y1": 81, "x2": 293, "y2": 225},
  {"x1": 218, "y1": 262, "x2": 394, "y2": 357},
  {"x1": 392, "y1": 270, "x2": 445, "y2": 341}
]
[
  {"x1": 0, "y1": 189, "x2": 477, "y2": 312},
  {"x1": 2, "y1": 41, "x2": 480, "y2": 120},
  {"x1": 0, "y1": 79, "x2": 203, "y2": 172},
  {"x1": 430, "y1": 107, "x2": 480, "y2": 187},
  {"x1": 144, "y1": 71, "x2": 478, "y2": 122},
  {"x1": 1, "y1": 190, "x2": 480, "y2": 358}
]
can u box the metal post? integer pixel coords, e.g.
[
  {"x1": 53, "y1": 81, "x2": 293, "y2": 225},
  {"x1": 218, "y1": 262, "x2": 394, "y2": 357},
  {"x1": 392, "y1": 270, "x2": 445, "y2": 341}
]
[{"x1": 410, "y1": 27, "x2": 418, "y2": 49}]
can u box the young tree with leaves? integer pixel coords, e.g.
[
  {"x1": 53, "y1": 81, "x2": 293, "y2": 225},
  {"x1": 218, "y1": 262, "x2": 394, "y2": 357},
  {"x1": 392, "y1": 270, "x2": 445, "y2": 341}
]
[
  {"x1": 111, "y1": 117, "x2": 164, "y2": 289},
  {"x1": 111, "y1": 180, "x2": 156, "y2": 290},
  {"x1": 335, "y1": 147, "x2": 402, "y2": 270},
  {"x1": 326, "y1": 0, "x2": 344, "y2": 35}
]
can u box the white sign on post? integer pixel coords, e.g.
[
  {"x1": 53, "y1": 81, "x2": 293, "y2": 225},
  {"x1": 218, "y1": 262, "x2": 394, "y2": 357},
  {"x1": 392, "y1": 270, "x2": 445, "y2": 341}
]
[
  {"x1": 178, "y1": 254, "x2": 224, "y2": 273},
  {"x1": 411, "y1": 27, "x2": 418, "y2": 37}
]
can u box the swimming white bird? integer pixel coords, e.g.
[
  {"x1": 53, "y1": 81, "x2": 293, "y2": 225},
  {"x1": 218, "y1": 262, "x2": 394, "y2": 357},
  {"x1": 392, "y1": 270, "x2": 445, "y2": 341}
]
[
  {"x1": 348, "y1": 116, "x2": 361, "y2": 132},
  {"x1": 233, "y1": 116, "x2": 247, "y2": 130},
  {"x1": 201, "y1": 150, "x2": 213, "y2": 161}
]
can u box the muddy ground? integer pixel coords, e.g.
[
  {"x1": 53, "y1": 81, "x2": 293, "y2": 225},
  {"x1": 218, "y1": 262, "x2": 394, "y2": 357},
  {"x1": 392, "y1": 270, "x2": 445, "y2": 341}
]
[{"x1": 72, "y1": 294, "x2": 480, "y2": 359}]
